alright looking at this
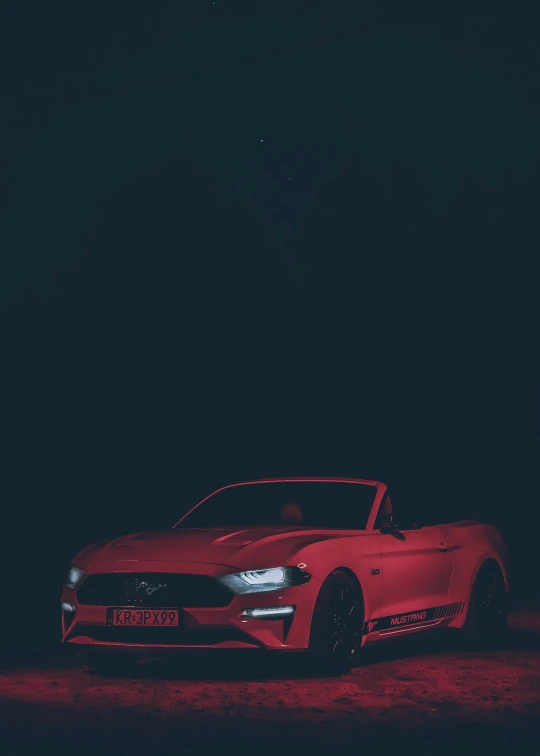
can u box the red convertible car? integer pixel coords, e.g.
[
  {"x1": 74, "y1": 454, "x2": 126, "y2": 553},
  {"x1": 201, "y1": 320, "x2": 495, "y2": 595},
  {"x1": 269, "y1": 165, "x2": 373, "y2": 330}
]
[{"x1": 61, "y1": 478, "x2": 509, "y2": 674}]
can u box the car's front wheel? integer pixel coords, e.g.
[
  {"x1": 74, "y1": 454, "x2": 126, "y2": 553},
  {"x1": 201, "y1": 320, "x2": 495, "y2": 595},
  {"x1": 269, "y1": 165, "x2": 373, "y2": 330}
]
[
  {"x1": 462, "y1": 563, "x2": 508, "y2": 649},
  {"x1": 308, "y1": 570, "x2": 363, "y2": 676}
]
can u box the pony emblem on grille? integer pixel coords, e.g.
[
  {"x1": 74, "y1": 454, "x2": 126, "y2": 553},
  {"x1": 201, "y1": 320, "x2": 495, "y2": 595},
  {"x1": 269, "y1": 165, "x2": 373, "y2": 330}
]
[
  {"x1": 123, "y1": 575, "x2": 167, "y2": 604},
  {"x1": 140, "y1": 581, "x2": 166, "y2": 596}
]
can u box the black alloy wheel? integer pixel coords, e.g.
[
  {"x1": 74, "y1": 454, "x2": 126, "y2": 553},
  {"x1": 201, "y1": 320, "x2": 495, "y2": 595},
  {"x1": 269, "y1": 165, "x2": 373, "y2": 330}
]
[
  {"x1": 309, "y1": 570, "x2": 363, "y2": 676},
  {"x1": 463, "y1": 565, "x2": 507, "y2": 648}
]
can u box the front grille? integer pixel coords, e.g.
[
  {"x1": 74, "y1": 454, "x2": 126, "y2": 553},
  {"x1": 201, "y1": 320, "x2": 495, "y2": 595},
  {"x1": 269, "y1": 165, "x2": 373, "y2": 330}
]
[
  {"x1": 70, "y1": 625, "x2": 259, "y2": 646},
  {"x1": 77, "y1": 573, "x2": 233, "y2": 608}
]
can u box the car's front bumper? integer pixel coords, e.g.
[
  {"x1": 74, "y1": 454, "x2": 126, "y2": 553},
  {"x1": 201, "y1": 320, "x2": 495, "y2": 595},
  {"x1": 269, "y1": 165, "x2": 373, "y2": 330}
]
[{"x1": 61, "y1": 561, "x2": 321, "y2": 652}]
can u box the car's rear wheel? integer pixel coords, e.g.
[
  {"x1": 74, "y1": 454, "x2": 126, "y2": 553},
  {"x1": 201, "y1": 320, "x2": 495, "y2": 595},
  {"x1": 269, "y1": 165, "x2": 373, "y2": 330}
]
[
  {"x1": 308, "y1": 570, "x2": 363, "y2": 676},
  {"x1": 462, "y1": 563, "x2": 508, "y2": 649}
]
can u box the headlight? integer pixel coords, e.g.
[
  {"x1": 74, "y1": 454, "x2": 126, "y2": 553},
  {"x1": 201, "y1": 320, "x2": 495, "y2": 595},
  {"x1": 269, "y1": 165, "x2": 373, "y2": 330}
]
[
  {"x1": 218, "y1": 566, "x2": 311, "y2": 594},
  {"x1": 65, "y1": 566, "x2": 85, "y2": 588}
]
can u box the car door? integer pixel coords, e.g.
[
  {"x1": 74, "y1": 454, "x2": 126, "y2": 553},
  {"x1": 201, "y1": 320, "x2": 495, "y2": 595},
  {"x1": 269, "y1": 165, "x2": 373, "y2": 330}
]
[{"x1": 375, "y1": 491, "x2": 454, "y2": 620}]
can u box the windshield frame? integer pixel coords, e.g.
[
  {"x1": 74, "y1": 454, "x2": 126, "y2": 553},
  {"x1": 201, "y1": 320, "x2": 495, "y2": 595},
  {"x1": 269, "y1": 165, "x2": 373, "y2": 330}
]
[{"x1": 173, "y1": 477, "x2": 383, "y2": 531}]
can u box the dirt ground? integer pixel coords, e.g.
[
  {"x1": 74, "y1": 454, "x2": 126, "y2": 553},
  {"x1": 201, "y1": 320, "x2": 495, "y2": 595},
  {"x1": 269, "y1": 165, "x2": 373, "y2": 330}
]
[{"x1": 1, "y1": 608, "x2": 539, "y2": 756}]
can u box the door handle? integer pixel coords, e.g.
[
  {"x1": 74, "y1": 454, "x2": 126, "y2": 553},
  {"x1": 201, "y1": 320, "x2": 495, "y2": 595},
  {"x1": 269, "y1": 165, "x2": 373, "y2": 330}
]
[{"x1": 438, "y1": 542, "x2": 450, "y2": 552}]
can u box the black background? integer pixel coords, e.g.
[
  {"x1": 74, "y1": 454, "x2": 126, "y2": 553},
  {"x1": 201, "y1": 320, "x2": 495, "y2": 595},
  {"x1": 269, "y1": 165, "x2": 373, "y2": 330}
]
[{"x1": 1, "y1": 1, "x2": 538, "y2": 651}]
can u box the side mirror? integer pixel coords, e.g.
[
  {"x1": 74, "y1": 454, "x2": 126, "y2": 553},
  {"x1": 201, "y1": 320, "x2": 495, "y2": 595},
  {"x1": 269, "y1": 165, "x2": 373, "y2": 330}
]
[
  {"x1": 379, "y1": 523, "x2": 399, "y2": 535},
  {"x1": 379, "y1": 523, "x2": 406, "y2": 540},
  {"x1": 389, "y1": 521, "x2": 423, "y2": 531}
]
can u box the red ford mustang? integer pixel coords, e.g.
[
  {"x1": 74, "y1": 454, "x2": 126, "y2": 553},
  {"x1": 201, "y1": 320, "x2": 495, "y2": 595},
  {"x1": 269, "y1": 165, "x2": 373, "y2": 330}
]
[{"x1": 61, "y1": 478, "x2": 509, "y2": 674}]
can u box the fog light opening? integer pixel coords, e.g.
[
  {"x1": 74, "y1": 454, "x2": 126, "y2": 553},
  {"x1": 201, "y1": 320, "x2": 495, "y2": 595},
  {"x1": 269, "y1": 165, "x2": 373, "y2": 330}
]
[{"x1": 241, "y1": 606, "x2": 295, "y2": 619}]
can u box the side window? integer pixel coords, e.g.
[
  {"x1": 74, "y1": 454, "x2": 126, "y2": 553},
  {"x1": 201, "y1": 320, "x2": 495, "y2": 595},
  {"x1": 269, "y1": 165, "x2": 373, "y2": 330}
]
[
  {"x1": 375, "y1": 492, "x2": 394, "y2": 529},
  {"x1": 377, "y1": 487, "x2": 428, "y2": 530}
]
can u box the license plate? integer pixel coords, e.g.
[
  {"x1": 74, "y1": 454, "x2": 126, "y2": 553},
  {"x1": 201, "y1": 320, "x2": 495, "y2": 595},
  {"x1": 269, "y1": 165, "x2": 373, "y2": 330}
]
[{"x1": 108, "y1": 608, "x2": 179, "y2": 627}]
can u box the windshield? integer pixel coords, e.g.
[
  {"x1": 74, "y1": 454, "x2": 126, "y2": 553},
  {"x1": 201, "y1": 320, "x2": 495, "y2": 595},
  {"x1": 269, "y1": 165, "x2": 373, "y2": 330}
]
[{"x1": 175, "y1": 481, "x2": 377, "y2": 530}]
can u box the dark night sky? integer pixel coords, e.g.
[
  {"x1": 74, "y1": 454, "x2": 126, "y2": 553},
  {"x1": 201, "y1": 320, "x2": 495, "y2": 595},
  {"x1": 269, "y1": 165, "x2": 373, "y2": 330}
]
[
  {"x1": 1, "y1": 2, "x2": 539, "y2": 639},
  {"x1": 2, "y1": 4, "x2": 540, "y2": 298}
]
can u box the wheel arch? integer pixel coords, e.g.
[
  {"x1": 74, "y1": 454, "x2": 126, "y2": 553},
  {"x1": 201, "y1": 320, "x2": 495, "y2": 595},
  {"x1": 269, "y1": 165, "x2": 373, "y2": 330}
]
[
  {"x1": 461, "y1": 556, "x2": 508, "y2": 645},
  {"x1": 326, "y1": 566, "x2": 366, "y2": 620},
  {"x1": 468, "y1": 557, "x2": 506, "y2": 602}
]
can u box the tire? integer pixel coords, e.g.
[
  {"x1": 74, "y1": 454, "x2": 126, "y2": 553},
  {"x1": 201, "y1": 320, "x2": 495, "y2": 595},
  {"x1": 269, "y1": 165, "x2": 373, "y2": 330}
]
[
  {"x1": 77, "y1": 650, "x2": 137, "y2": 675},
  {"x1": 308, "y1": 570, "x2": 363, "y2": 676},
  {"x1": 462, "y1": 564, "x2": 508, "y2": 649}
]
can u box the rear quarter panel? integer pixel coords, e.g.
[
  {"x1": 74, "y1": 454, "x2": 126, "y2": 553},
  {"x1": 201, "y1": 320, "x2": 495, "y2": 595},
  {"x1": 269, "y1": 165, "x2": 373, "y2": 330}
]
[{"x1": 440, "y1": 520, "x2": 509, "y2": 627}]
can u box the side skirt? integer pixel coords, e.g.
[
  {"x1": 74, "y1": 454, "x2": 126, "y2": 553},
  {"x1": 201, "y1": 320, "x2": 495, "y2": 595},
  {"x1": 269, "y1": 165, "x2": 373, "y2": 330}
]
[{"x1": 363, "y1": 601, "x2": 465, "y2": 636}]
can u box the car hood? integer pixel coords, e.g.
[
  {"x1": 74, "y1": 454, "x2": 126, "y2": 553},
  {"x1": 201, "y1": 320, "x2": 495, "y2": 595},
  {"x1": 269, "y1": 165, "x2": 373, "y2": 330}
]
[{"x1": 75, "y1": 526, "x2": 359, "y2": 571}]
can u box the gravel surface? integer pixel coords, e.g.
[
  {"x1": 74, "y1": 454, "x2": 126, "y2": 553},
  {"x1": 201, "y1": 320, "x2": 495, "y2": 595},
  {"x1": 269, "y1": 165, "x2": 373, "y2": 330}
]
[{"x1": 1, "y1": 609, "x2": 539, "y2": 755}]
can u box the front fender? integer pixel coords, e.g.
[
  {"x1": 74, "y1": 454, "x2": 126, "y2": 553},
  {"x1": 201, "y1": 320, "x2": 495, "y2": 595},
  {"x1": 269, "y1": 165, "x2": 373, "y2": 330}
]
[{"x1": 287, "y1": 534, "x2": 382, "y2": 626}]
